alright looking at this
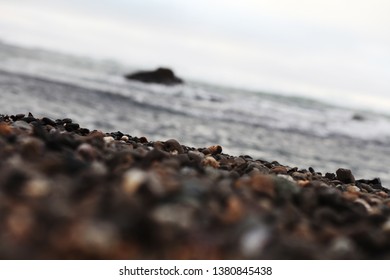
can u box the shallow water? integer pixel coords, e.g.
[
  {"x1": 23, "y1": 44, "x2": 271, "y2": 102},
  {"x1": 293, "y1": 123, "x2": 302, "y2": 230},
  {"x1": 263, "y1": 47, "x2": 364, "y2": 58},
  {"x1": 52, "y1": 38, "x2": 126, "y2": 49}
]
[{"x1": 1, "y1": 41, "x2": 390, "y2": 186}]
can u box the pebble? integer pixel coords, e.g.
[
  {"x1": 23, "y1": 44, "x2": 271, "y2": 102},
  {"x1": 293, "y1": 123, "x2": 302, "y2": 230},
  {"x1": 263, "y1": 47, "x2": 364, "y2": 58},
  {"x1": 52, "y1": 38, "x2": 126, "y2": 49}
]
[
  {"x1": 346, "y1": 185, "x2": 360, "y2": 193},
  {"x1": 122, "y1": 169, "x2": 147, "y2": 195},
  {"x1": 202, "y1": 156, "x2": 219, "y2": 168},
  {"x1": 271, "y1": 166, "x2": 288, "y2": 174},
  {"x1": 336, "y1": 168, "x2": 355, "y2": 184},
  {"x1": 64, "y1": 123, "x2": 80, "y2": 132},
  {"x1": 291, "y1": 171, "x2": 307, "y2": 180},
  {"x1": 103, "y1": 136, "x2": 115, "y2": 144},
  {"x1": 24, "y1": 178, "x2": 50, "y2": 197},
  {"x1": 77, "y1": 143, "x2": 97, "y2": 161},
  {"x1": 202, "y1": 145, "x2": 222, "y2": 155},
  {"x1": 164, "y1": 139, "x2": 184, "y2": 154}
]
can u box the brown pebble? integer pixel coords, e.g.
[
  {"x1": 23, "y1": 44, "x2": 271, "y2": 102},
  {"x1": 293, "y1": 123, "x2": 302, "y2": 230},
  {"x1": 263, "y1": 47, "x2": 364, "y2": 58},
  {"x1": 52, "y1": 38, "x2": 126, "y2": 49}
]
[
  {"x1": 250, "y1": 174, "x2": 276, "y2": 198},
  {"x1": 343, "y1": 191, "x2": 359, "y2": 201},
  {"x1": 271, "y1": 166, "x2": 288, "y2": 175},
  {"x1": 202, "y1": 156, "x2": 220, "y2": 168},
  {"x1": 376, "y1": 191, "x2": 388, "y2": 198},
  {"x1": 188, "y1": 150, "x2": 204, "y2": 163},
  {"x1": 202, "y1": 145, "x2": 222, "y2": 155},
  {"x1": 222, "y1": 196, "x2": 244, "y2": 224},
  {"x1": 139, "y1": 136, "x2": 148, "y2": 143},
  {"x1": 292, "y1": 171, "x2": 308, "y2": 180},
  {"x1": 164, "y1": 139, "x2": 184, "y2": 154},
  {"x1": 0, "y1": 123, "x2": 13, "y2": 136},
  {"x1": 77, "y1": 143, "x2": 97, "y2": 161},
  {"x1": 297, "y1": 180, "x2": 311, "y2": 188},
  {"x1": 19, "y1": 137, "x2": 45, "y2": 159},
  {"x1": 346, "y1": 185, "x2": 360, "y2": 193}
]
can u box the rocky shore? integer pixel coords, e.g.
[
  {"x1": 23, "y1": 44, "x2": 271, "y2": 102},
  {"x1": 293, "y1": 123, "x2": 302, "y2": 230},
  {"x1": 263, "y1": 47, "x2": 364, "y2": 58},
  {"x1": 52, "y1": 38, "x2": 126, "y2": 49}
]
[{"x1": 1, "y1": 113, "x2": 390, "y2": 259}]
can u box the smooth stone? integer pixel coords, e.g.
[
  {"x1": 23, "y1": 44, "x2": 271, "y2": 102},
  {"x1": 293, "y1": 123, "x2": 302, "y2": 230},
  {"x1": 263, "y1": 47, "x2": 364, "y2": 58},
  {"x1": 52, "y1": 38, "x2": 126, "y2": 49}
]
[
  {"x1": 103, "y1": 136, "x2": 115, "y2": 144},
  {"x1": 164, "y1": 139, "x2": 184, "y2": 154},
  {"x1": 271, "y1": 166, "x2": 288, "y2": 175},
  {"x1": 346, "y1": 185, "x2": 360, "y2": 193},
  {"x1": 41, "y1": 117, "x2": 56, "y2": 126},
  {"x1": 202, "y1": 156, "x2": 219, "y2": 168},
  {"x1": 247, "y1": 163, "x2": 269, "y2": 175},
  {"x1": 77, "y1": 143, "x2": 97, "y2": 161},
  {"x1": 291, "y1": 171, "x2": 308, "y2": 180}
]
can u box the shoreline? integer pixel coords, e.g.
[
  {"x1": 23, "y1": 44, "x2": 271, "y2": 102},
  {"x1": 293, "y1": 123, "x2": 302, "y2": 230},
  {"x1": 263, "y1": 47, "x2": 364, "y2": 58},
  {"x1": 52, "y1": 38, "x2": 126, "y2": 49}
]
[{"x1": 0, "y1": 113, "x2": 390, "y2": 259}]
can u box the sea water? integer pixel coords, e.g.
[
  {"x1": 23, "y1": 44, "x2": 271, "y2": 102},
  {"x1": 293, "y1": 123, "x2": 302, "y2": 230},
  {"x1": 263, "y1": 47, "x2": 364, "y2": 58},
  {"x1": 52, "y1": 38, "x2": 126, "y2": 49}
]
[{"x1": 1, "y1": 41, "x2": 390, "y2": 186}]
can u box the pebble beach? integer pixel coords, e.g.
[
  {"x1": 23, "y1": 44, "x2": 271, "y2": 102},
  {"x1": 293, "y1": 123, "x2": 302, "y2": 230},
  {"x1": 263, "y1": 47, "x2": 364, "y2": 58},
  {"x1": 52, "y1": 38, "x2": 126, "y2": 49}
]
[{"x1": 1, "y1": 113, "x2": 390, "y2": 259}]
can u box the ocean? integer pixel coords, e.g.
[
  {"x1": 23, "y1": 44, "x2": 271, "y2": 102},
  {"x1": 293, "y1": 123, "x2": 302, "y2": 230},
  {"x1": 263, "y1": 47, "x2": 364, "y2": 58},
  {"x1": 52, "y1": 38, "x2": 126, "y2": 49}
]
[{"x1": 1, "y1": 41, "x2": 390, "y2": 186}]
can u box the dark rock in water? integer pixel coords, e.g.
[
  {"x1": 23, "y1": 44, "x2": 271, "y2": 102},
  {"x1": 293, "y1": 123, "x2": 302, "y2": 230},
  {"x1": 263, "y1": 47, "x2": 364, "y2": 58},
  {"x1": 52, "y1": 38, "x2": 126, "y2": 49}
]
[
  {"x1": 352, "y1": 113, "x2": 365, "y2": 121},
  {"x1": 124, "y1": 67, "x2": 183, "y2": 85},
  {"x1": 336, "y1": 168, "x2": 355, "y2": 184}
]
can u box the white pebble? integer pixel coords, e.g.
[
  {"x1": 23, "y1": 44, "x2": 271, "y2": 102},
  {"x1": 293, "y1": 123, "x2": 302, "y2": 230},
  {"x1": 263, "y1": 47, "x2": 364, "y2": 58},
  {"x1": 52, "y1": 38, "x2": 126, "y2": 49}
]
[
  {"x1": 122, "y1": 169, "x2": 147, "y2": 194},
  {"x1": 103, "y1": 136, "x2": 115, "y2": 144}
]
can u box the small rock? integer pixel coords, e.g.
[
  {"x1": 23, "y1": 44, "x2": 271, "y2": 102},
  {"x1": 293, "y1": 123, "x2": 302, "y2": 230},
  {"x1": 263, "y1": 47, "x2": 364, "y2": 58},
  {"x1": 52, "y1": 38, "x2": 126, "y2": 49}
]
[
  {"x1": 292, "y1": 171, "x2": 308, "y2": 180},
  {"x1": 202, "y1": 156, "x2": 219, "y2": 168},
  {"x1": 164, "y1": 139, "x2": 184, "y2": 154},
  {"x1": 103, "y1": 136, "x2": 115, "y2": 144},
  {"x1": 346, "y1": 185, "x2": 360, "y2": 193},
  {"x1": 122, "y1": 169, "x2": 147, "y2": 195},
  {"x1": 202, "y1": 145, "x2": 222, "y2": 155},
  {"x1": 64, "y1": 123, "x2": 80, "y2": 132},
  {"x1": 336, "y1": 168, "x2": 355, "y2": 184},
  {"x1": 271, "y1": 166, "x2": 288, "y2": 175},
  {"x1": 77, "y1": 143, "x2": 97, "y2": 161},
  {"x1": 41, "y1": 117, "x2": 56, "y2": 126},
  {"x1": 62, "y1": 118, "x2": 73, "y2": 124},
  {"x1": 325, "y1": 172, "x2": 336, "y2": 180}
]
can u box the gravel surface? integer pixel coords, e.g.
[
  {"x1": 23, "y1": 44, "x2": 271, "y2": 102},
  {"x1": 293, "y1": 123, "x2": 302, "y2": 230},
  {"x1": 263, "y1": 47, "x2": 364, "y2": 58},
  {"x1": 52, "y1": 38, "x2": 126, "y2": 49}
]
[{"x1": 1, "y1": 113, "x2": 390, "y2": 259}]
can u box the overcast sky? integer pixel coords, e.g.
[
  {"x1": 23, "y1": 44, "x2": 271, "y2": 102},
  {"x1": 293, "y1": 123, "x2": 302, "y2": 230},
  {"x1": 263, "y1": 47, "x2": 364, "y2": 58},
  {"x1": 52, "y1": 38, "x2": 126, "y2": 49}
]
[{"x1": 0, "y1": 0, "x2": 389, "y2": 112}]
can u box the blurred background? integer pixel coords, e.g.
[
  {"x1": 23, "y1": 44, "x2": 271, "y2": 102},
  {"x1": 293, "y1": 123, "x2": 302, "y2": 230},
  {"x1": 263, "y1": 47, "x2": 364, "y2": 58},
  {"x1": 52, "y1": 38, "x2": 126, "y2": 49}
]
[
  {"x1": 1, "y1": 0, "x2": 389, "y2": 111},
  {"x1": 0, "y1": 0, "x2": 390, "y2": 184}
]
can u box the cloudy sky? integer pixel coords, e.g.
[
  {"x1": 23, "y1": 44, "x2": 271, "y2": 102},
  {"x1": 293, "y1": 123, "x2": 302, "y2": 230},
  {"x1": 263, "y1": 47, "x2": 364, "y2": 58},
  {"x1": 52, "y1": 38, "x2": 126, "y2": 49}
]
[{"x1": 0, "y1": 0, "x2": 389, "y2": 112}]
